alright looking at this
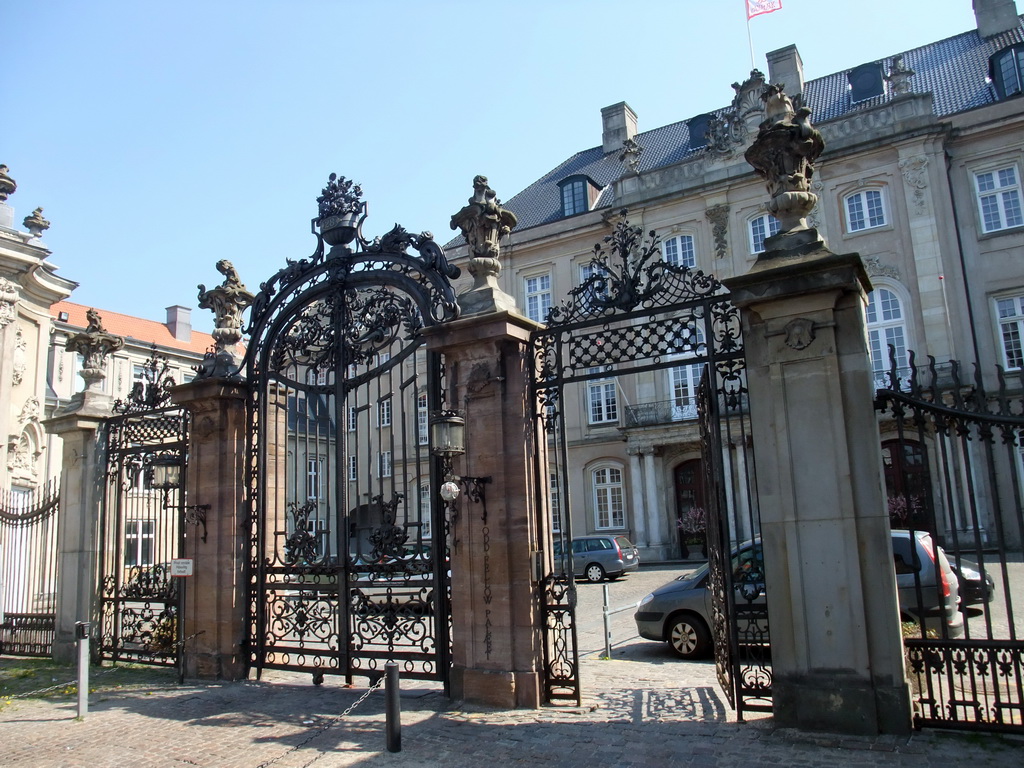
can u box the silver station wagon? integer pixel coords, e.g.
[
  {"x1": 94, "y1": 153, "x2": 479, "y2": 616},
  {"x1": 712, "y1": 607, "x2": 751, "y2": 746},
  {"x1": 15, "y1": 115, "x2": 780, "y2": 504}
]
[{"x1": 554, "y1": 534, "x2": 640, "y2": 583}]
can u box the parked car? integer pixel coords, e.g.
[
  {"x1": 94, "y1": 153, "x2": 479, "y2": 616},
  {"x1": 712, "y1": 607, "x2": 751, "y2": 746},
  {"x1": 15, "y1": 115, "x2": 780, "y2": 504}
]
[
  {"x1": 553, "y1": 535, "x2": 640, "y2": 583},
  {"x1": 948, "y1": 560, "x2": 995, "y2": 607},
  {"x1": 634, "y1": 530, "x2": 963, "y2": 659}
]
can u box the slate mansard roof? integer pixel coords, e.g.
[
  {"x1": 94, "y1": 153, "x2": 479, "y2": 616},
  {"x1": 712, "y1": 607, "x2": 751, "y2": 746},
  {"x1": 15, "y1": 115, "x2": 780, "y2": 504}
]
[{"x1": 456, "y1": 18, "x2": 1024, "y2": 244}]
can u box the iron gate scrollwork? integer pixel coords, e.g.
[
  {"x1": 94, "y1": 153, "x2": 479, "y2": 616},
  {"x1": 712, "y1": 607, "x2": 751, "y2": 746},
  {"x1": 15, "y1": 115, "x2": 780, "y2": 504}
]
[
  {"x1": 100, "y1": 352, "x2": 188, "y2": 666},
  {"x1": 244, "y1": 177, "x2": 459, "y2": 685},
  {"x1": 529, "y1": 211, "x2": 762, "y2": 708},
  {"x1": 876, "y1": 349, "x2": 1024, "y2": 733}
]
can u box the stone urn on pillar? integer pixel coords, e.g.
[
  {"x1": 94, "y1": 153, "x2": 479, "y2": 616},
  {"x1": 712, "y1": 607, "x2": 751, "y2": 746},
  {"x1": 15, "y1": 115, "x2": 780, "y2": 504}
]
[
  {"x1": 450, "y1": 175, "x2": 519, "y2": 315},
  {"x1": 196, "y1": 260, "x2": 254, "y2": 380},
  {"x1": 65, "y1": 309, "x2": 125, "y2": 395}
]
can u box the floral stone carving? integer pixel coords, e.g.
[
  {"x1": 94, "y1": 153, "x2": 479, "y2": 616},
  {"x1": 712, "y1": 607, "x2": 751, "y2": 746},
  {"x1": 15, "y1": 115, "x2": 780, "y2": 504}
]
[
  {"x1": 450, "y1": 175, "x2": 518, "y2": 315},
  {"x1": 196, "y1": 259, "x2": 254, "y2": 379},
  {"x1": 744, "y1": 84, "x2": 825, "y2": 244},
  {"x1": 0, "y1": 277, "x2": 18, "y2": 328},
  {"x1": 65, "y1": 309, "x2": 124, "y2": 393}
]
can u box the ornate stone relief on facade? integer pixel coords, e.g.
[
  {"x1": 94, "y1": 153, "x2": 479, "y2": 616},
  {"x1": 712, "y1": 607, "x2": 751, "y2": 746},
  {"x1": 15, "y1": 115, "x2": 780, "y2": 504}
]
[
  {"x1": 784, "y1": 318, "x2": 816, "y2": 350},
  {"x1": 704, "y1": 204, "x2": 730, "y2": 259},
  {"x1": 618, "y1": 138, "x2": 643, "y2": 174},
  {"x1": 898, "y1": 155, "x2": 929, "y2": 216},
  {"x1": 863, "y1": 257, "x2": 901, "y2": 281},
  {"x1": 12, "y1": 324, "x2": 26, "y2": 385},
  {"x1": 885, "y1": 55, "x2": 916, "y2": 96},
  {"x1": 19, "y1": 396, "x2": 41, "y2": 424},
  {"x1": 7, "y1": 428, "x2": 41, "y2": 483},
  {"x1": 807, "y1": 178, "x2": 825, "y2": 230},
  {"x1": 0, "y1": 277, "x2": 19, "y2": 328}
]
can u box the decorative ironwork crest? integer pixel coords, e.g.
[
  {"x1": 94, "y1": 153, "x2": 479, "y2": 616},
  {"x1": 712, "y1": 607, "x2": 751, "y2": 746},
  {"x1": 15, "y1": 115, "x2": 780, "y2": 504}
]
[
  {"x1": 368, "y1": 494, "x2": 408, "y2": 563},
  {"x1": 113, "y1": 348, "x2": 177, "y2": 414},
  {"x1": 284, "y1": 500, "x2": 320, "y2": 565},
  {"x1": 546, "y1": 211, "x2": 724, "y2": 327}
]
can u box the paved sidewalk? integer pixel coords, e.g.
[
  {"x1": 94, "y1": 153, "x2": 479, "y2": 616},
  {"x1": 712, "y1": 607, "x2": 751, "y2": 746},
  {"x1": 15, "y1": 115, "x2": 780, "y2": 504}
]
[{"x1": 1, "y1": 654, "x2": 1022, "y2": 767}]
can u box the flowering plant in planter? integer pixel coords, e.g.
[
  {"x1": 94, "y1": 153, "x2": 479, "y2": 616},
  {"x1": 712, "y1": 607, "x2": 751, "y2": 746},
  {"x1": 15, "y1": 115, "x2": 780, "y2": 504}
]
[
  {"x1": 887, "y1": 494, "x2": 924, "y2": 529},
  {"x1": 678, "y1": 506, "x2": 707, "y2": 542}
]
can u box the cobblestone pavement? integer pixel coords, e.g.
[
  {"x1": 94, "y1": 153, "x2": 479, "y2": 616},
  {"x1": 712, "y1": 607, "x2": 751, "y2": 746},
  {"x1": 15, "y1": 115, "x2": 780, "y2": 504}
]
[{"x1": 1, "y1": 565, "x2": 1021, "y2": 767}]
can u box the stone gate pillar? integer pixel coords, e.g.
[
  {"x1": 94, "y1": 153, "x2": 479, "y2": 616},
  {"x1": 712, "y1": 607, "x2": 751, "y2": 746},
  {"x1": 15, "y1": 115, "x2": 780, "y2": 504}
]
[
  {"x1": 426, "y1": 177, "x2": 548, "y2": 708},
  {"x1": 172, "y1": 380, "x2": 250, "y2": 679},
  {"x1": 172, "y1": 260, "x2": 255, "y2": 679},
  {"x1": 426, "y1": 312, "x2": 547, "y2": 708},
  {"x1": 45, "y1": 311, "x2": 123, "y2": 663},
  {"x1": 723, "y1": 87, "x2": 910, "y2": 735}
]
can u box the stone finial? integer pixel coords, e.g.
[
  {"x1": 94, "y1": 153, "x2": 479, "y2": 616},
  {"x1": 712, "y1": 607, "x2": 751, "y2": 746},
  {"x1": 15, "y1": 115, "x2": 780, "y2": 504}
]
[
  {"x1": 0, "y1": 276, "x2": 18, "y2": 328},
  {"x1": 23, "y1": 207, "x2": 50, "y2": 238},
  {"x1": 618, "y1": 138, "x2": 644, "y2": 174},
  {"x1": 196, "y1": 259, "x2": 254, "y2": 378},
  {"x1": 0, "y1": 165, "x2": 16, "y2": 203},
  {"x1": 450, "y1": 176, "x2": 519, "y2": 316},
  {"x1": 744, "y1": 83, "x2": 825, "y2": 245},
  {"x1": 885, "y1": 55, "x2": 915, "y2": 96},
  {"x1": 65, "y1": 309, "x2": 125, "y2": 393}
]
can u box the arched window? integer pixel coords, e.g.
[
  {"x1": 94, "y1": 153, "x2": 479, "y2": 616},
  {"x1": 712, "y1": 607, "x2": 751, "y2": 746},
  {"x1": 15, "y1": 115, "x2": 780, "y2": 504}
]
[
  {"x1": 866, "y1": 286, "x2": 909, "y2": 388},
  {"x1": 843, "y1": 187, "x2": 887, "y2": 233},
  {"x1": 662, "y1": 234, "x2": 696, "y2": 267}
]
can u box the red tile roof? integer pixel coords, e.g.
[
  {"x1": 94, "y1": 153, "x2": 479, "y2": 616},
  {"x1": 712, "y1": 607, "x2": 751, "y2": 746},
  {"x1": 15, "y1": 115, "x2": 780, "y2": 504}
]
[{"x1": 52, "y1": 301, "x2": 215, "y2": 356}]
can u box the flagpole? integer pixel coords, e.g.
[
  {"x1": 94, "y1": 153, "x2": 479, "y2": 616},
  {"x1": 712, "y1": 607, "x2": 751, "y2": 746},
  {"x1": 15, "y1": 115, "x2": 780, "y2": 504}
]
[{"x1": 746, "y1": 12, "x2": 756, "y2": 71}]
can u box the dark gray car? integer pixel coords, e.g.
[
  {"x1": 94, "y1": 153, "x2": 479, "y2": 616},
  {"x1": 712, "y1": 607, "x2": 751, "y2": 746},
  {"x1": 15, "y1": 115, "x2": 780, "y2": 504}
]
[
  {"x1": 554, "y1": 534, "x2": 640, "y2": 583},
  {"x1": 635, "y1": 530, "x2": 962, "y2": 658}
]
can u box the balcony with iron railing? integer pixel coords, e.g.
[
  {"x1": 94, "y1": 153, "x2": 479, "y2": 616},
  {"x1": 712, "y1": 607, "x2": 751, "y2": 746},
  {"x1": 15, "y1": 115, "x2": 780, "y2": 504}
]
[{"x1": 624, "y1": 399, "x2": 699, "y2": 429}]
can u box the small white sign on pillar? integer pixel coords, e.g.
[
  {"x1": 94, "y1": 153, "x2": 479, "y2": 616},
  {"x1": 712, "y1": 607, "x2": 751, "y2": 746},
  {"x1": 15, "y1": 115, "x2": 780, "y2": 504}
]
[{"x1": 170, "y1": 558, "x2": 194, "y2": 577}]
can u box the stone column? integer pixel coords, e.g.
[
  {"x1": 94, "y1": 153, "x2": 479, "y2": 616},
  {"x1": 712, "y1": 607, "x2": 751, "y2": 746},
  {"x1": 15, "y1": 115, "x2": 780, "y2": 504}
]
[
  {"x1": 46, "y1": 401, "x2": 109, "y2": 662},
  {"x1": 172, "y1": 379, "x2": 251, "y2": 680},
  {"x1": 726, "y1": 85, "x2": 910, "y2": 735},
  {"x1": 627, "y1": 447, "x2": 648, "y2": 547},
  {"x1": 425, "y1": 312, "x2": 546, "y2": 708},
  {"x1": 642, "y1": 451, "x2": 664, "y2": 547}
]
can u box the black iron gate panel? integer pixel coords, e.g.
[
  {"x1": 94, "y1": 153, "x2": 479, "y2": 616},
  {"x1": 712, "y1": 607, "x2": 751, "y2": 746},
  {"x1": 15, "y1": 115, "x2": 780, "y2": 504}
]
[
  {"x1": 698, "y1": 363, "x2": 770, "y2": 719},
  {"x1": 244, "y1": 182, "x2": 460, "y2": 684},
  {"x1": 876, "y1": 351, "x2": 1024, "y2": 733},
  {"x1": 100, "y1": 401, "x2": 188, "y2": 667},
  {"x1": 530, "y1": 212, "x2": 759, "y2": 706},
  {"x1": 0, "y1": 480, "x2": 60, "y2": 656}
]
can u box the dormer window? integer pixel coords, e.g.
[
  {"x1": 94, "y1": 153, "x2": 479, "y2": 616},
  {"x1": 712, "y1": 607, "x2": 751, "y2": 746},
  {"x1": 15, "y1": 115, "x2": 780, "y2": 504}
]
[
  {"x1": 990, "y1": 45, "x2": 1024, "y2": 99},
  {"x1": 847, "y1": 62, "x2": 885, "y2": 103},
  {"x1": 686, "y1": 114, "x2": 713, "y2": 150},
  {"x1": 558, "y1": 175, "x2": 601, "y2": 217}
]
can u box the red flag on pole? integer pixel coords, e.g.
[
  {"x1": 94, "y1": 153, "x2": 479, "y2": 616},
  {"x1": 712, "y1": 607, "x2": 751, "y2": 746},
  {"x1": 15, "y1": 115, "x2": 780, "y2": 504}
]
[{"x1": 747, "y1": 0, "x2": 783, "y2": 19}]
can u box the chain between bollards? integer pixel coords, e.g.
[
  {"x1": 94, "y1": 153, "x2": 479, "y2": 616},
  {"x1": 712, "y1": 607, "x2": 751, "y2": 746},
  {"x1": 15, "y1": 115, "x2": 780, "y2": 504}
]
[{"x1": 385, "y1": 661, "x2": 401, "y2": 753}]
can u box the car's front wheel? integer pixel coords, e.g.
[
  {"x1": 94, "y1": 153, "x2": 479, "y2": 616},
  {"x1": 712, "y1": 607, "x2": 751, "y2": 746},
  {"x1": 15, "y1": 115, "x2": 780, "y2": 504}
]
[
  {"x1": 667, "y1": 613, "x2": 711, "y2": 659},
  {"x1": 584, "y1": 563, "x2": 605, "y2": 583}
]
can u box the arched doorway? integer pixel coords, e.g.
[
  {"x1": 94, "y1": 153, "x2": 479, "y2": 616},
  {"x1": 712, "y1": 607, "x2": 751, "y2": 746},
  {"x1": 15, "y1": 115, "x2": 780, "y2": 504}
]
[{"x1": 673, "y1": 459, "x2": 705, "y2": 558}]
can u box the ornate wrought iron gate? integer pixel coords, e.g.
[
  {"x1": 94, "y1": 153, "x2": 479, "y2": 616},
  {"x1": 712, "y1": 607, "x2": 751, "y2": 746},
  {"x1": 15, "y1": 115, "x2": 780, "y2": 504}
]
[
  {"x1": 245, "y1": 183, "x2": 460, "y2": 685},
  {"x1": 0, "y1": 480, "x2": 60, "y2": 656},
  {"x1": 876, "y1": 352, "x2": 1024, "y2": 733},
  {"x1": 529, "y1": 213, "x2": 761, "y2": 707},
  {"x1": 100, "y1": 356, "x2": 188, "y2": 667}
]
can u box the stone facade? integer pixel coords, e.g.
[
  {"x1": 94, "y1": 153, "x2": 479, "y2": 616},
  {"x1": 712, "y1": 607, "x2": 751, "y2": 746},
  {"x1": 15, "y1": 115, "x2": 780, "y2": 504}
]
[{"x1": 443, "y1": 7, "x2": 1024, "y2": 561}]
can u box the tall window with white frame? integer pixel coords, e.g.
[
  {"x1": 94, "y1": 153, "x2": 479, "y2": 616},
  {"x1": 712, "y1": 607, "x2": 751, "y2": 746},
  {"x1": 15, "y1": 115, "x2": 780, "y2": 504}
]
[
  {"x1": 749, "y1": 213, "x2": 781, "y2": 254},
  {"x1": 662, "y1": 234, "x2": 696, "y2": 268},
  {"x1": 307, "y1": 456, "x2": 323, "y2": 500},
  {"x1": 587, "y1": 367, "x2": 618, "y2": 425},
  {"x1": 417, "y1": 393, "x2": 428, "y2": 445},
  {"x1": 348, "y1": 455, "x2": 358, "y2": 481},
  {"x1": 593, "y1": 466, "x2": 625, "y2": 530},
  {"x1": 378, "y1": 450, "x2": 392, "y2": 478},
  {"x1": 668, "y1": 325, "x2": 704, "y2": 421},
  {"x1": 997, "y1": 294, "x2": 1024, "y2": 370},
  {"x1": 844, "y1": 188, "x2": 887, "y2": 232},
  {"x1": 417, "y1": 483, "x2": 432, "y2": 539},
  {"x1": 550, "y1": 471, "x2": 562, "y2": 534},
  {"x1": 524, "y1": 274, "x2": 553, "y2": 324},
  {"x1": 975, "y1": 166, "x2": 1024, "y2": 233},
  {"x1": 124, "y1": 520, "x2": 155, "y2": 567},
  {"x1": 378, "y1": 398, "x2": 392, "y2": 427},
  {"x1": 866, "y1": 287, "x2": 909, "y2": 388}
]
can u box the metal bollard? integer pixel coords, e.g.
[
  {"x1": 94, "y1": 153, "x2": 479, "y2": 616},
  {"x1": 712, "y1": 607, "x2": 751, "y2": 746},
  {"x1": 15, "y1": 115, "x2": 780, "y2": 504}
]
[
  {"x1": 603, "y1": 583, "x2": 612, "y2": 659},
  {"x1": 75, "y1": 621, "x2": 90, "y2": 718},
  {"x1": 385, "y1": 661, "x2": 401, "y2": 753}
]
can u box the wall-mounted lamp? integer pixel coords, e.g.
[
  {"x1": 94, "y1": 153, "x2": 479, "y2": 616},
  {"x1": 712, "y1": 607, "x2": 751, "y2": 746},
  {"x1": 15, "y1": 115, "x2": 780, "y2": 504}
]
[
  {"x1": 149, "y1": 453, "x2": 210, "y2": 543},
  {"x1": 430, "y1": 410, "x2": 466, "y2": 462}
]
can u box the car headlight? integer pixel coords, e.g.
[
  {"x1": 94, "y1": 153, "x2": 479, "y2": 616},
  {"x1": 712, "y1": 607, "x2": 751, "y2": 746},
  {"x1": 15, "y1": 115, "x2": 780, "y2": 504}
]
[{"x1": 638, "y1": 593, "x2": 654, "y2": 607}]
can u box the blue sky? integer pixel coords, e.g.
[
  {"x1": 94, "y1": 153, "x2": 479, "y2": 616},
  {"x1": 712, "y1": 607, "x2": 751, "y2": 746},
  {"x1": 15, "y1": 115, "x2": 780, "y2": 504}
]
[{"x1": 4, "y1": 0, "x2": 981, "y2": 332}]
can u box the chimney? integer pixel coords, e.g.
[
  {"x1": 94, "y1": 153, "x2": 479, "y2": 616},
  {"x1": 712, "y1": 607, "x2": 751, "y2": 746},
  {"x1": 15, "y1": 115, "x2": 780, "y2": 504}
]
[
  {"x1": 766, "y1": 45, "x2": 805, "y2": 101},
  {"x1": 166, "y1": 305, "x2": 192, "y2": 342},
  {"x1": 974, "y1": 0, "x2": 1020, "y2": 37},
  {"x1": 601, "y1": 102, "x2": 638, "y2": 155}
]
